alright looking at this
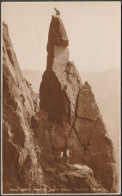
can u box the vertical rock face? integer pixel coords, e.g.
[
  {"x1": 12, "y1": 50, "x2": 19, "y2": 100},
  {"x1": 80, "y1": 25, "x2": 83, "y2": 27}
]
[
  {"x1": 2, "y1": 15, "x2": 117, "y2": 193},
  {"x1": 2, "y1": 22, "x2": 43, "y2": 193},
  {"x1": 73, "y1": 82, "x2": 116, "y2": 191},
  {"x1": 40, "y1": 16, "x2": 82, "y2": 123},
  {"x1": 39, "y1": 16, "x2": 117, "y2": 193}
]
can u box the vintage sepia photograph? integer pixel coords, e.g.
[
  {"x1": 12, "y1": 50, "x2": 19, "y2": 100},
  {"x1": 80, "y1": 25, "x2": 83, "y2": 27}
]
[{"x1": 1, "y1": 1, "x2": 121, "y2": 194}]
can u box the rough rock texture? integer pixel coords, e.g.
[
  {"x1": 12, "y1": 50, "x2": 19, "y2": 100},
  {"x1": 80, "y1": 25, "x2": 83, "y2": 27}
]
[
  {"x1": 42, "y1": 163, "x2": 108, "y2": 193},
  {"x1": 3, "y1": 14, "x2": 117, "y2": 194},
  {"x1": 39, "y1": 16, "x2": 117, "y2": 193},
  {"x1": 2, "y1": 22, "x2": 43, "y2": 193},
  {"x1": 40, "y1": 16, "x2": 82, "y2": 124},
  {"x1": 2, "y1": 21, "x2": 108, "y2": 194},
  {"x1": 73, "y1": 82, "x2": 117, "y2": 192}
]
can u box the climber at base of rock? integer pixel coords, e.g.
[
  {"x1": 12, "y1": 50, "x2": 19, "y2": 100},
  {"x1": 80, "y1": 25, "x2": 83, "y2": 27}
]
[
  {"x1": 59, "y1": 149, "x2": 70, "y2": 165},
  {"x1": 59, "y1": 151, "x2": 63, "y2": 162},
  {"x1": 35, "y1": 145, "x2": 42, "y2": 159},
  {"x1": 55, "y1": 150, "x2": 70, "y2": 174},
  {"x1": 81, "y1": 143, "x2": 91, "y2": 161},
  {"x1": 54, "y1": 8, "x2": 60, "y2": 18},
  {"x1": 66, "y1": 149, "x2": 70, "y2": 164}
]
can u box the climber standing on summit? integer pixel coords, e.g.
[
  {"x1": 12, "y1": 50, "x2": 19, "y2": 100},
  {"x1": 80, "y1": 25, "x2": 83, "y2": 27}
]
[{"x1": 54, "y1": 8, "x2": 60, "y2": 18}]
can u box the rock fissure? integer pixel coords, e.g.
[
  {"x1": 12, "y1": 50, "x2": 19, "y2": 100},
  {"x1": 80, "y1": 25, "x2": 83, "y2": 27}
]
[
  {"x1": 2, "y1": 13, "x2": 117, "y2": 193},
  {"x1": 77, "y1": 116, "x2": 96, "y2": 122},
  {"x1": 63, "y1": 89, "x2": 80, "y2": 153},
  {"x1": 63, "y1": 88, "x2": 98, "y2": 163}
]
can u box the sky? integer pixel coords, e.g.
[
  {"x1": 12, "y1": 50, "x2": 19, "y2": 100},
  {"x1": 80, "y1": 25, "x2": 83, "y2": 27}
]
[{"x1": 2, "y1": 1, "x2": 121, "y2": 72}]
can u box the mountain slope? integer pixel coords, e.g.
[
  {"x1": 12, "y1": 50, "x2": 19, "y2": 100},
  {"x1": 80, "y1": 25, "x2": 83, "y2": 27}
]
[
  {"x1": 2, "y1": 14, "x2": 119, "y2": 193},
  {"x1": 22, "y1": 67, "x2": 120, "y2": 190},
  {"x1": 22, "y1": 68, "x2": 120, "y2": 147},
  {"x1": 37, "y1": 15, "x2": 116, "y2": 192},
  {"x1": 2, "y1": 22, "x2": 43, "y2": 193}
]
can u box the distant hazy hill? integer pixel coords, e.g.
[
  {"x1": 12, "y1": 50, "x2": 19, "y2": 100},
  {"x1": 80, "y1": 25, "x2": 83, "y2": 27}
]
[
  {"x1": 22, "y1": 69, "x2": 43, "y2": 93},
  {"x1": 22, "y1": 68, "x2": 120, "y2": 164}
]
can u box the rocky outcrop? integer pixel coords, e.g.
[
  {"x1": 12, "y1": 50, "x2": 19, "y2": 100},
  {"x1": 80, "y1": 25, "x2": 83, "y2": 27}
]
[
  {"x1": 68, "y1": 82, "x2": 117, "y2": 192},
  {"x1": 39, "y1": 16, "x2": 117, "y2": 193},
  {"x1": 2, "y1": 22, "x2": 43, "y2": 193},
  {"x1": 41, "y1": 163, "x2": 108, "y2": 193},
  {"x1": 2, "y1": 14, "x2": 117, "y2": 194},
  {"x1": 40, "y1": 16, "x2": 82, "y2": 124}
]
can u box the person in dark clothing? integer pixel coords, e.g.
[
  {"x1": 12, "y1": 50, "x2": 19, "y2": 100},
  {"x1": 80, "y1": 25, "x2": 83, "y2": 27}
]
[{"x1": 54, "y1": 8, "x2": 60, "y2": 18}]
